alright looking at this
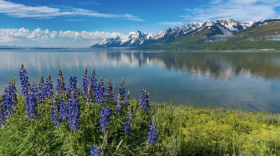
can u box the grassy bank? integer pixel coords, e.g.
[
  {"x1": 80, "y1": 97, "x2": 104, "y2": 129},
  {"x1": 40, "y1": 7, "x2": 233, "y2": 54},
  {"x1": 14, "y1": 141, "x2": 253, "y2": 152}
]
[{"x1": 1, "y1": 94, "x2": 280, "y2": 156}]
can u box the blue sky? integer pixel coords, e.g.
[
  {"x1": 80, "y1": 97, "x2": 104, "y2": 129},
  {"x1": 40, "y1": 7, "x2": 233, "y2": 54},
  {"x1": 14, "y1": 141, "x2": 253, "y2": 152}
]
[{"x1": 0, "y1": 0, "x2": 280, "y2": 47}]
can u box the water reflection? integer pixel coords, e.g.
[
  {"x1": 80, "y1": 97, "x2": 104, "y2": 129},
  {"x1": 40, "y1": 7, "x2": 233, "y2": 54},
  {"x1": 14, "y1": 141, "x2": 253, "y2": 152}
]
[{"x1": 0, "y1": 49, "x2": 280, "y2": 113}]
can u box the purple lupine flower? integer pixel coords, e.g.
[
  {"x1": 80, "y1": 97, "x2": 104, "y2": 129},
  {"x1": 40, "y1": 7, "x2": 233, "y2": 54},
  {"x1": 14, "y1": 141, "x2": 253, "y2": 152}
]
[
  {"x1": 26, "y1": 87, "x2": 38, "y2": 120},
  {"x1": 119, "y1": 78, "x2": 125, "y2": 100},
  {"x1": 19, "y1": 64, "x2": 29, "y2": 96},
  {"x1": 116, "y1": 94, "x2": 122, "y2": 116},
  {"x1": 124, "y1": 90, "x2": 130, "y2": 107},
  {"x1": 8, "y1": 78, "x2": 17, "y2": 113},
  {"x1": 0, "y1": 104, "x2": 5, "y2": 127},
  {"x1": 147, "y1": 116, "x2": 158, "y2": 145},
  {"x1": 44, "y1": 75, "x2": 53, "y2": 99},
  {"x1": 124, "y1": 109, "x2": 133, "y2": 135},
  {"x1": 90, "y1": 145, "x2": 102, "y2": 156},
  {"x1": 38, "y1": 76, "x2": 45, "y2": 103},
  {"x1": 85, "y1": 84, "x2": 93, "y2": 105},
  {"x1": 51, "y1": 92, "x2": 60, "y2": 128},
  {"x1": 100, "y1": 105, "x2": 111, "y2": 133},
  {"x1": 140, "y1": 89, "x2": 150, "y2": 113},
  {"x1": 67, "y1": 76, "x2": 78, "y2": 96},
  {"x1": 68, "y1": 89, "x2": 80, "y2": 132},
  {"x1": 95, "y1": 77, "x2": 105, "y2": 103},
  {"x1": 59, "y1": 91, "x2": 68, "y2": 123},
  {"x1": 90, "y1": 69, "x2": 97, "y2": 100},
  {"x1": 56, "y1": 70, "x2": 66, "y2": 94},
  {"x1": 83, "y1": 68, "x2": 89, "y2": 97},
  {"x1": 169, "y1": 106, "x2": 174, "y2": 112},
  {"x1": 106, "y1": 77, "x2": 113, "y2": 102},
  {"x1": 31, "y1": 82, "x2": 38, "y2": 100},
  {"x1": 2, "y1": 87, "x2": 12, "y2": 116}
]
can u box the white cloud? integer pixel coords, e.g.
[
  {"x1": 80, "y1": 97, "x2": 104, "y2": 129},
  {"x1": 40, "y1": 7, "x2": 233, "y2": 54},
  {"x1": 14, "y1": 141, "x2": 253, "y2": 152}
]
[
  {"x1": 183, "y1": 0, "x2": 280, "y2": 22},
  {"x1": 157, "y1": 21, "x2": 184, "y2": 26},
  {"x1": 0, "y1": 28, "x2": 131, "y2": 47},
  {"x1": 0, "y1": 0, "x2": 143, "y2": 21}
]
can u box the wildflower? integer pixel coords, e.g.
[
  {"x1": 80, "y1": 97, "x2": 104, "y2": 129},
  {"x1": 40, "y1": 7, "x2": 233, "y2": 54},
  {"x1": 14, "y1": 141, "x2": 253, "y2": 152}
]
[
  {"x1": 90, "y1": 69, "x2": 97, "y2": 99},
  {"x1": 90, "y1": 144, "x2": 102, "y2": 156},
  {"x1": 2, "y1": 87, "x2": 12, "y2": 116},
  {"x1": 0, "y1": 104, "x2": 6, "y2": 127},
  {"x1": 26, "y1": 87, "x2": 38, "y2": 120},
  {"x1": 169, "y1": 106, "x2": 174, "y2": 112},
  {"x1": 119, "y1": 78, "x2": 125, "y2": 100},
  {"x1": 38, "y1": 76, "x2": 45, "y2": 103},
  {"x1": 19, "y1": 64, "x2": 29, "y2": 96},
  {"x1": 147, "y1": 116, "x2": 158, "y2": 145},
  {"x1": 68, "y1": 89, "x2": 80, "y2": 132},
  {"x1": 59, "y1": 91, "x2": 68, "y2": 123},
  {"x1": 67, "y1": 76, "x2": 78, "y2": 96},
  {"x1": 124, "y1": 90, "x2": 130, "y2": 106},
  {"x1": 100, "y1": 105, "x2": 111, "y2": 133},
  {"x1": 116, "y1": 94, "x2": 122, "y2": 116},
  {"x1": 56, "y1": 70, "x2": 66, "y2": 94},
  {"x1": 83, "y1": 68, "x2": 89, "y2": 97},
  {"x1": 124, "y1": 109, "x2": 133, "y2": 135},
  {"x1": 106, "y1": 77, "x2": 113, "y2": 101},
  {"x1": 95, "y1": 77, "x2": 105, "y2": 103},
  {"x1": 85, "y1": 84, "x2": 93, "y2": 105},
  {"x1": 50, "y1": 92, "x2": 60, "y2": 128},
  {"x1": 44, "y1": 75, "x2": 53, "y2": 99},
  {"x1": 8, "y1": 78, "x2": 17, "y2": 112},
  {"x1": 140, "y1": 89, "x2": 150, "y2": 113}
]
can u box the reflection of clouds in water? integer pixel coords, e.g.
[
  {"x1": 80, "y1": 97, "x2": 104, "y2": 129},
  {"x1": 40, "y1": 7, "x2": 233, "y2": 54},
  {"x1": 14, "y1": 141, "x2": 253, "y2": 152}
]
[{"x1": 1, "y1": 51, "x2": 280, "y2": 80}]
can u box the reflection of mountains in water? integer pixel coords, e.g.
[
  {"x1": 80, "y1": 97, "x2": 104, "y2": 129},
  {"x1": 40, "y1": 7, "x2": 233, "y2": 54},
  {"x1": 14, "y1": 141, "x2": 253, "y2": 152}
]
[{"x1": 105, "y1": 52, "x2": 280, "y2": 79}]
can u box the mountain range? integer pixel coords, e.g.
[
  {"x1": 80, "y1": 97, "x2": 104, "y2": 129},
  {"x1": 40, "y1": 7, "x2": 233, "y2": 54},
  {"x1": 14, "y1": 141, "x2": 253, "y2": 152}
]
[{"x1": 91, "y1": 18, "x2": 280, "y2": 50}]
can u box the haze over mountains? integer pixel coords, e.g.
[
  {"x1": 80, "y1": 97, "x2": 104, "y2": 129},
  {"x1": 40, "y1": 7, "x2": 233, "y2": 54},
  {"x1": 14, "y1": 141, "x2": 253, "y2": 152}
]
[{"x1": 91, "y1": 18, "x2": 280, "y2": 50}]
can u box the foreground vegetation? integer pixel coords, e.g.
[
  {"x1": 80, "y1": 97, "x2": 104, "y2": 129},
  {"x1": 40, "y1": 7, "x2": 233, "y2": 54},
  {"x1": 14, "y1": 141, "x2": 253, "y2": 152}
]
[{"x1": 1, "y1": 66, "x2": 280, "y2": 156}]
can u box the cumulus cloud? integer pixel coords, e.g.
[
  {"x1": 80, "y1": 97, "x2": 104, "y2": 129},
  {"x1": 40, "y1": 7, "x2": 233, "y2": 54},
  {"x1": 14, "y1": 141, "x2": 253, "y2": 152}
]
[
  {"x1": 0, "y1": 28, "x2": 131, "y2": 47},
  {"x1": 157, "y1": 21, "x2": 184, "y2": 26},
  {"x1": 182, "y1": 0, "x2": 280, "y2": 22},
  {"x1": 0, "y1": 0, "x2": 143, "y2": 21}
]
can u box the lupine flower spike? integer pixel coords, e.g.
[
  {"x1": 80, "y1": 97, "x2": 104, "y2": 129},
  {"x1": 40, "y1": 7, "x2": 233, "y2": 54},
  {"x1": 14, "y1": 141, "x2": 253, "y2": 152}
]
[
  {"x1": 85, "y1": 84, "x2": 93, "y2": 105},
  {"x1": 119, "y1": 78, "x2": 125, "y2": 100},
  {"x1": 31, "y1": 82, "x2": 38, "y2": 100},
  {"x1": 38, "y1": 76, "x2": 45, "y2": 103},
  {"x1": 147, "y1": 116, "x2": 158, "y2": 145},
  {"x1": 116, "y1": 94, "x2": 122, "y2": 116},
  {"x1": 100, "y1": 105, "x2": 111, "y2": 133},
  {"x1": 26, "y1": 87, "x2": 38, "y2": 120},
  {"x1": 0, "y1": 103, "x2": 5, "y2": 127},
  {"x1": 59, "y1": 91, "x2": 68, "y2": 123},
  {"x1": 56, "y1": 70, "x2": 66, "y2": 94},
  {"x1": 90, "y1": 144, "x2": 102, "y2": 156},
  {"x1": 124, "y1": 109, "x2": 133, "y2": 135},
  {"x1": 51, "y1": 91, "x2": 60, "y2": 128},
  {"x1": 44, "y1": 75, "x2": 53, "y2": 99},
  {"x1": 8, "y1": 78, "x2": 18, "y2": 114},
  {"x1": 2, "y1": 87, "x2": 12, "y2": 116},
  {"x1": 95, "y1": 77, "x2": 105, "y2": 103},
  {"x1": 106, "y1": 77, "x2": 113, "y2": 101},
  {"x1": 83, "y1": 68, "x2": 89, "y2": 97},
  {"x1": 67, "y1": 76, "x2": 80, "y2": 132},
  {"x1": 90, "y1": 69, "x2": 97, "y2": 100},
  {"x1": 19, "y1": 64, "x2": 29, "y2": 96},
  {"x1": 140, "y1": 89, "x2": 150, "y2": 113}
]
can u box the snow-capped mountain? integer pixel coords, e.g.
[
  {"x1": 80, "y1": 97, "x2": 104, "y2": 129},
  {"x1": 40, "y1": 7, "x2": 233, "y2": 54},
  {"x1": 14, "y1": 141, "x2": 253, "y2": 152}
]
[
  {"x1": 91, "y1": 18, "x2": 280, "y2": 48},
  {"x1": 92, "y1": 31, "x2": 152, "y2": 47}
]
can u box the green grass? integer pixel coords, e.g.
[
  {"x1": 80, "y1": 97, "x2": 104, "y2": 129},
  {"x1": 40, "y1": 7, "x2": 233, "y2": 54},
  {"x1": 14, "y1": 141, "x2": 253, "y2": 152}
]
[{"x1": 1, "y1": 95, "x2": 280, "y2": 156}]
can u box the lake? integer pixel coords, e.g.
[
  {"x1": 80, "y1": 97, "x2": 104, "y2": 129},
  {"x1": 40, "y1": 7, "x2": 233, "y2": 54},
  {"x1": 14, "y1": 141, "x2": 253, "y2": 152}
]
[{"x1": 1, "y1": 48, "x2": 280, "y2": 113}]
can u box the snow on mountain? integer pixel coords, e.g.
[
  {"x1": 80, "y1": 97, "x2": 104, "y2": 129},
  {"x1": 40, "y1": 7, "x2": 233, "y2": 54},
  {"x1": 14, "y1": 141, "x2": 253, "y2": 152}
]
[{"x1": 91, "y1": 18, "x2": 280, "y2": 48}]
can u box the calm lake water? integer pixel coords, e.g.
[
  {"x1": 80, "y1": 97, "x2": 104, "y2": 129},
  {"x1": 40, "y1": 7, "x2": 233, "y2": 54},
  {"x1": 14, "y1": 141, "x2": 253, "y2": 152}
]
[{"x1": 1, "y1": 48, "x2": 280, "y2": 113}]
